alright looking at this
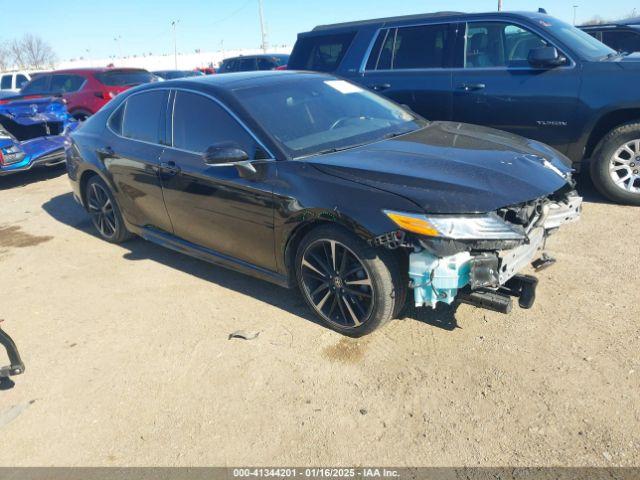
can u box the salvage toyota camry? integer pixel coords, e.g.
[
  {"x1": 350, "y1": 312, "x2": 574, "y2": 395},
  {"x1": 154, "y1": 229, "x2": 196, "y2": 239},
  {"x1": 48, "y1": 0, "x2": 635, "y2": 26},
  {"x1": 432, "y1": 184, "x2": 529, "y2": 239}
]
[{"x1": 66, "y1": 71, "x2": 581, "y2": 336}]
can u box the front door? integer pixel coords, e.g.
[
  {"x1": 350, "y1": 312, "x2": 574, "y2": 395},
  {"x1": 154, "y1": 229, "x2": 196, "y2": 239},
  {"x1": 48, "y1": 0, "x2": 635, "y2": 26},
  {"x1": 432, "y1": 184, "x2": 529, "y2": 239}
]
[
  {"x1": 158, "y1": 90, "x2": 277, "y2": 270},
  {"x1": 452, "y1": 21, "x2": 581, "y2": 154}
]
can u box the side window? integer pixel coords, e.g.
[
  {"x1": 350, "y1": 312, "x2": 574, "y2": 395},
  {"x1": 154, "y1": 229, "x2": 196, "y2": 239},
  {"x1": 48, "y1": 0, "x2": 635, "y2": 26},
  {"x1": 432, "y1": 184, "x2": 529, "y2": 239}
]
[
  {"x1": 465, "y1": 22, "x2": 549, "y2": 68},
  {"x1": 108, "y1": 103, "x2": 125, "y2": 135},
  {"x1": 172, "y1": 91, "x2": 257, "y2": 157},
  {"x1": 121, "y1": 90, "x2": 167, "y2": 144},
  {"x1": 223, "y1": 60, "x2": 237, "y2": 72},
  {"x1": 602, "y1": 30, "x2": 640, "y2": 52},
  {"x1": 392, "y1": 24, "x2": 449, "y2": 69},
  {"x1": 237, "y1": 58, "x2": 257, "y2": 71},
  {"x1": 586, "y1": 30, "x2": 603, "y2": 41},
  {"x1": 365, "y1": 29, "x2": 395, "y2": 70},
  {"x1": 20, "y1": 75, "x2": 49, "y2": 94},
  {"x1": 0, "y1": 75, "x2": 11, "y2": 90},
  {"x1": 288, "y1": 32, "x2": 356, "y2": 72},
  {"x1": 16, "y1": 74, "x2": 29, "y2": 89},
  {"x1": 50, "y1": 74, "x2": 85, "y2": 94},
  {"x1": 257, "y1": 57, "x2": 276, "y2": 70}
]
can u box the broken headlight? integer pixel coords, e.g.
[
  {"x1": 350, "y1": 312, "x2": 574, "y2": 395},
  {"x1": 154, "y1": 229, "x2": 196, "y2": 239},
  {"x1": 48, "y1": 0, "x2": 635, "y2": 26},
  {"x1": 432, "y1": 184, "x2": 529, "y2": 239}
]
[{"x1": 384, "y1": 210, "x2": 525, "y2": 240}]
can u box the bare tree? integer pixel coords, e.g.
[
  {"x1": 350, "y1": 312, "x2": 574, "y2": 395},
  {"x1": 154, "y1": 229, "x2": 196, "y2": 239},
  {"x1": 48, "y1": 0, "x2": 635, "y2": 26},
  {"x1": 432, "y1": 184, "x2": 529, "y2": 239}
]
[
  {"x1": 9, "y1": 34, "x2": 56, "y2": 70},
  {"x1": 581, "y1": 10, "x2": 639, "y2": 25},
  {"x1": 0, "y1": 42, "x2": 10, "y2": 71}
]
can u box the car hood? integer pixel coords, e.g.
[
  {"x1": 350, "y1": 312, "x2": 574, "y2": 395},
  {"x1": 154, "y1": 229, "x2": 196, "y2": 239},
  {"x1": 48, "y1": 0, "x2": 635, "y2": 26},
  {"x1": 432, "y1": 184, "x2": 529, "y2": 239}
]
[{"x1": 306, "y1": 122, "x2": 573, "y2": 214}]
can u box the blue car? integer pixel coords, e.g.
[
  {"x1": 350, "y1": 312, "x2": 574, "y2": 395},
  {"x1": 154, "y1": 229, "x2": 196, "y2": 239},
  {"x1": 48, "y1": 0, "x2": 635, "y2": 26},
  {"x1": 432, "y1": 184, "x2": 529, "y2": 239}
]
[{"x1": 0, "y1": 97, "x2": 78, "y2": 176}]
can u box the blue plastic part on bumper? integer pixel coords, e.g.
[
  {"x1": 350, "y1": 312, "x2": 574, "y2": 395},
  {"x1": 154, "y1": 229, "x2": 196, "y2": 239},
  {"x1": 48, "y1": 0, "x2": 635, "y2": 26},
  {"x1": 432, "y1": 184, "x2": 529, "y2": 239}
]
[{"x1": 409, "y1": 250, "x2": 472, "y2": 308}]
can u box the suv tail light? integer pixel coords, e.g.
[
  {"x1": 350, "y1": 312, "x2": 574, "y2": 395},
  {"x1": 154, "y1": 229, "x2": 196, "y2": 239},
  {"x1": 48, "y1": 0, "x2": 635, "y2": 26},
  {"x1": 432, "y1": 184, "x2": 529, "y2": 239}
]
[{"x1": 0, "y1": 146, "x2": 25, "y2": 166}]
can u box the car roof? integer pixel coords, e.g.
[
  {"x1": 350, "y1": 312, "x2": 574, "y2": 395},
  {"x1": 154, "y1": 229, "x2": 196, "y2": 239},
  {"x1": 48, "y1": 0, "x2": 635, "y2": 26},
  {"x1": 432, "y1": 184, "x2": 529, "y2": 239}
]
[
  {"x1": 581, "y1": 17, "x2": 640, "y2": 28},
  {"x1": 39, "y1": 67, "x2": 149, "y2": 75},
  {"x1": 222, "y1": 53, "x2": 289, "y2": 62},
  {"x1": 310, "y1": 10, "x2": 550, "y2": 31},
  {"x1": 132, "y1": 70, "x2": 326, "y2": 93}
]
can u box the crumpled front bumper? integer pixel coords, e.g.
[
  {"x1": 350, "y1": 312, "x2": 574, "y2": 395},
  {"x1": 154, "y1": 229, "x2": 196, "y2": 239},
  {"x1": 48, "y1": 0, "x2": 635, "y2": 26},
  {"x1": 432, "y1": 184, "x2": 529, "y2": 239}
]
[{"x1": 409, "y1": 193, "x2": 582, "y2": 311}]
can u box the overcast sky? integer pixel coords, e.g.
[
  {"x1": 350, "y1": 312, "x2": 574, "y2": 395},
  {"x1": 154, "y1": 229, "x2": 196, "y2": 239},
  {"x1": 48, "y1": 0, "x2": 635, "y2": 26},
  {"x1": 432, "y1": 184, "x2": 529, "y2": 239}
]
[{"x1": 4, "y1": 0, "x2": 638, "y2": 60}]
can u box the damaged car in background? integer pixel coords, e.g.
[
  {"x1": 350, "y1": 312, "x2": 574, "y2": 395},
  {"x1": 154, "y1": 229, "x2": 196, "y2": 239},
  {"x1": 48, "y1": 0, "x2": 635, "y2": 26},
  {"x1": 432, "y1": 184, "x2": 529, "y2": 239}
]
[
  {"x1": 0, "y1": 97, "x2": 77, "y2": 176},
  {"x1": 66, "y1": 72, "x2": 581, "y2": 337}
]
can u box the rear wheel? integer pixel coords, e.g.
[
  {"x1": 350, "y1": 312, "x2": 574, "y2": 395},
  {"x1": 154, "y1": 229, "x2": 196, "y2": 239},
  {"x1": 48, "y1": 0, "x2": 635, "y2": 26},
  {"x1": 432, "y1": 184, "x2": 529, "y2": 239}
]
[
  {"x1": 85, "y1": 176, "x2": 132, "y2": 243},
  {"x1": 295, "y1": 225, "x2": 405, "y2": 337},
  {"x1": 590, "y1": 122, "x2": 640, "y2": 205}
]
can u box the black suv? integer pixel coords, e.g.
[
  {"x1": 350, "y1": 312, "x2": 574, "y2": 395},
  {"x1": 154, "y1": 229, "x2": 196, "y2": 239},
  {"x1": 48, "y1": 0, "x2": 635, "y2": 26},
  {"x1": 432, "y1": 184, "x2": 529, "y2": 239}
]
[
  {"x1": 219, "y1": 54, "x2": 289, "y2": 73},
  {"x1": 289, "y1": 11, "x2": 640, "y2": 205},
  {"x1": 581, "y1": 17, "x2": 640, "y2": 53}
]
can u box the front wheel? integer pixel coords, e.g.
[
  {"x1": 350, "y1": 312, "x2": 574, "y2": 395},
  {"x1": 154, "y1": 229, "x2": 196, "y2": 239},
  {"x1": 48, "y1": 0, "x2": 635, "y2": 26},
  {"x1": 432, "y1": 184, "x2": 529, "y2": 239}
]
[
  {"x1": 295, "y1": 225, "x2": 406, "y2": 337},
  {"x1": 590, "y1": 122, "x2": 640, "y2": 205}
]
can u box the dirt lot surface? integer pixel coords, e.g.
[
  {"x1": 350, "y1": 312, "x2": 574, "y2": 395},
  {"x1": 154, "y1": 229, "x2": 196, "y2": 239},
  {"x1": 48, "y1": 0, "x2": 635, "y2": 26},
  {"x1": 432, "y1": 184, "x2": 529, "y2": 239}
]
[{"x1": 0, "y1": 167, "x2": 638, "y2": 467}]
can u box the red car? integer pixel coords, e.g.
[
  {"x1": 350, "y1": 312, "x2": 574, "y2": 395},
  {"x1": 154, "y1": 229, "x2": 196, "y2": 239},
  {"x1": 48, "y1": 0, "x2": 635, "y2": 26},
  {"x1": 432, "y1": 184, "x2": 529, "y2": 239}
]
[{"x1": 1, "y1": 68, "x2": 157, "y2": 120}]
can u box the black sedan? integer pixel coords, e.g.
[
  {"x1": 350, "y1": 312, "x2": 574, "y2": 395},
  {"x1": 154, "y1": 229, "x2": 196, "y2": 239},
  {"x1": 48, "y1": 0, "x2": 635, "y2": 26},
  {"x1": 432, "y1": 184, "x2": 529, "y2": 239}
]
[{"x1": 66, "y1": 71, "x2": 581, "y2": 336}]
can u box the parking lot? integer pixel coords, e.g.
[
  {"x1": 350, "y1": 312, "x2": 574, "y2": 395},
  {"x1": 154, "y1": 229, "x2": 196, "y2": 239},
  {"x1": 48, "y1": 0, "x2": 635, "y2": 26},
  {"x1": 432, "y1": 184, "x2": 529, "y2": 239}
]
[{"x1": 0, "y1": 167, "x2": 638, "y2": 466}]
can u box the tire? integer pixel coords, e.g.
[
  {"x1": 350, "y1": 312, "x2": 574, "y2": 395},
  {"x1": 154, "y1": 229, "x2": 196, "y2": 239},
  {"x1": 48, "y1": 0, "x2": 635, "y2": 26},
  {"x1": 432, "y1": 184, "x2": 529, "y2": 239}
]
[
  {"x1": 85, "y1": 176, "x2": 133, "y2": 243},
  {"x1": 590, "y1": 121, "x2": 640, "y2": 205},
  {"x1": 72, "y1": 110, "x2": 92, "y2": 122},
  {"x1": 295, "y1": 224, "x2": 406, "y2": 337}
]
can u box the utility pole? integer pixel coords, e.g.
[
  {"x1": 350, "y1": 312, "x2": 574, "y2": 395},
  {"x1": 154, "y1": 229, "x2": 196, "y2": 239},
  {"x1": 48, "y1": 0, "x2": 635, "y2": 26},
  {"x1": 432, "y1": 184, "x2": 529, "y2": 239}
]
[
  {"x1": 498, "y1": 0, "x2": 502, "y2": 12},
  {"x1": 171, "y1": 20, "x2": 180, "y2": 69},
  {"x1": 113, "y1": 36, "x2": 122, "y2": 60},
  {"x1": 573, "y1": 5, "x2": 579, "y2": 25},
  {"x1": 258, "y1": 0, "x2": 268, "y2": 53}
]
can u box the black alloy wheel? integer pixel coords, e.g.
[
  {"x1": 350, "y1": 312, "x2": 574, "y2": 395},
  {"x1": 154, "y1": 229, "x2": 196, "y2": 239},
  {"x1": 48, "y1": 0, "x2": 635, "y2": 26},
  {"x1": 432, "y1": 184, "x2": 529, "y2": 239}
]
[
  {"x1": 295, "y1": 225, "x2": 405, "y2": 337},
  {"x1": 85, "y1": 176, "x2": 132, "y2": 243}
]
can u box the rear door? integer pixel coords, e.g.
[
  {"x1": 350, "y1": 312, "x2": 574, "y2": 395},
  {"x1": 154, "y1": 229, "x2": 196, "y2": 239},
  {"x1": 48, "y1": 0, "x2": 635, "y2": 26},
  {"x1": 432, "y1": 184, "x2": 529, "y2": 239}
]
[
  {"x1": 451, "y1": 21, "x2": 582, "y2": 153},
  {"x1": 158, "y1": 89, "x2": 277, "y2": 270},
  {"x1": 103, "y1": 90, "x2": 174, "y2": 232},
  {"x1": 356, "y1": 22, "x2": 457, "y2": 121}
]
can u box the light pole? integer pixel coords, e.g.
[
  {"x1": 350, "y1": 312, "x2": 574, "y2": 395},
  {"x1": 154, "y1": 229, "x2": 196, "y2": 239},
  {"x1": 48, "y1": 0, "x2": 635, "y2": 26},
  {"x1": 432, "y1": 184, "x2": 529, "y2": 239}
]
[
  {"x1": 498, "y1": 0, "x2": 503, "y2": 12},
  {"x1": 171, "y1": 20, "x2": 180, "y2": 69},
  {"x1": 258, "y1": 0, "x2": 268, "y2": 53},
  {"x1": 113, "y1": 36, "x2": 122, "y2": 60},
  {"x1": 573, "y1": 5, "x2": 579, "y2": 25}
]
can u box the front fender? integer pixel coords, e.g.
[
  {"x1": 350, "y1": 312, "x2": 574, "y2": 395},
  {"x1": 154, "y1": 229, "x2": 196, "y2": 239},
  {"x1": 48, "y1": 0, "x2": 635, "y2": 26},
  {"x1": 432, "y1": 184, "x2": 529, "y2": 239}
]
[{"x1": 273, "y1": 160, "x2": 420, "y2": 276}]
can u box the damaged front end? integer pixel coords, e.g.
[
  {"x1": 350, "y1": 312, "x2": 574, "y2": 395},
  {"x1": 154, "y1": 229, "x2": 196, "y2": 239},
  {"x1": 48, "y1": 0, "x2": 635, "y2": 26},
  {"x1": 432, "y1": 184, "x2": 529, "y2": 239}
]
[
  {"x1": 0, "y1": 97, "x2": 78, "y2": 176},
  {"x1": 382, "y1": 187, "x2": 582, "y2": 313}
]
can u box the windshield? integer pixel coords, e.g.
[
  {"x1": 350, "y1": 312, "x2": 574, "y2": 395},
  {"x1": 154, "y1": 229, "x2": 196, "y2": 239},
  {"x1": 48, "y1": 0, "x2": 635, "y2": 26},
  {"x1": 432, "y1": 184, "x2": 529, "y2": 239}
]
[
  {"x1": 233, "y1": 76, "x2": 427, "y2": 158},
  {"x1": 539, "y1": 17, "x2": 616, "y2": 60},
  {"x1": 95, "y1": 70, "x2": 156, "y2": 86}
]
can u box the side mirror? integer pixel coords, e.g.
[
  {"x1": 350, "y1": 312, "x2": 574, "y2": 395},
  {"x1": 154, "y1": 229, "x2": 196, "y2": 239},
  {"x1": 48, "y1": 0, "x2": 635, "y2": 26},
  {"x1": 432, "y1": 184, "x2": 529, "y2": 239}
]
[
  {"x1": 203, "y1": 144, "x2": 249, "y2": 165},
  {"x1": 528, "y1": 46, "x2": 567, "y2": 68}
]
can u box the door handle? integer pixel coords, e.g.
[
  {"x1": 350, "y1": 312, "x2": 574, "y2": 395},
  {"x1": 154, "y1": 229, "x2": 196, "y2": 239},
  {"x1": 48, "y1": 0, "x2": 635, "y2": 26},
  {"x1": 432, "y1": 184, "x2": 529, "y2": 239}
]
[
  {"x1": 458, "y1": 83, "x2": 486, "y2": 92},
  {"x1": 371, "y1": 83, "x2": 391, "y2": 91},
  {"x1": 160, "y1": 160, "x2": 181, "y2": 176}
]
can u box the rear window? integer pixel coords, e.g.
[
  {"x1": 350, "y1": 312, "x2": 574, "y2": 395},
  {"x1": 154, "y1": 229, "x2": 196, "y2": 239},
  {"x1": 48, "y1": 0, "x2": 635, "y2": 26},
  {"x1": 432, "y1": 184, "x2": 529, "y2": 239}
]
[
  {"x1": 50, "y1": 74, "x2": 85, "y2": 93},
  {"x1": 288, "y1": 32, "x2": 355, "y2": 72},
  {"x1": 0, "y1": 75, "x2": 11, "y2": 90},
  {"x1": 95, "y1": 70, "x2": 155, "y2": 86},
  {"x1": 121, "y1": 90, "x2": 167, "y2": 144}
]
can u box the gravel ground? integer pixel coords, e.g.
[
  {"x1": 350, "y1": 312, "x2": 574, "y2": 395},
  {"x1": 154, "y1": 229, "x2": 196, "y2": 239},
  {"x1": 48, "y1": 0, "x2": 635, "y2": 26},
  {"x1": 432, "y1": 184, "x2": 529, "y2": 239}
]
[{"x1": 0, "y1": 167, "x2": 638, "y2": 467}]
